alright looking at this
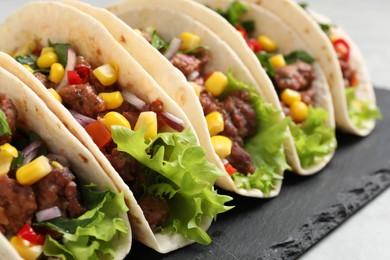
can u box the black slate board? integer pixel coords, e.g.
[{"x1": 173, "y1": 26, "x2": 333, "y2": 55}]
[{"x1": 128, "y1": 88, "x2": 390, "y2": 260}]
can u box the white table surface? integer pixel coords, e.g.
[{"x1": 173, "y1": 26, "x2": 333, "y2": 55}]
[{"x1": 0, "y1": 1, "x2": 389, "y2": 259}]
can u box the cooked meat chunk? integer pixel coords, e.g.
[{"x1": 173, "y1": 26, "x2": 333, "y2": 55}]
[
  {"x1": 33, "y1": 167, "x2": 86, "y2": 218},
  {"x1": 300, "y1": 88, "x2": 316, "y2": 105},
  {"x1": 0, "y1": 93, "x2": 17, "y2": 145},
  {"x1": 34, "y1": 72, "x2": 57, "y2": 89},
  {"x1": 274, "y1": 60, "x2": 314, "y2": 91},
  {"x1": 170, "y1": 53, "x2": 202, "y2": 77},
  {"x1": 138, "y1": 195, "x2": 169, "y2": 231},
  {"x1": 339, "y1": 59, "x2": 356, "y2": 87},
  {"x1": 226, "y1": 142, "x2": 255, "y2": 175},
  {"x1": 0, "y1": 175, "x2": 37, "y2": 235},
  {"x1": 199, "y1": 91, "x2": 220, "y2": 115},
  {"x1": 59, "y1": 83, "x2": 105, "y2": 118}
]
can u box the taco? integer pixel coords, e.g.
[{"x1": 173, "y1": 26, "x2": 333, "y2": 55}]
[
  {"x1": 296, "y1": 4, "x2": 381, "y2": 136},
  {"x1": 106, "y1": 0, "x2": 337, "y2": 175},
  {"x1": 0, "y1": 63, "x2": 131, "y2": 260},
  {"x1": 0, "y1": 2, "x2": 232, "y2": 253},
  {"x1": 65, "y1": 0, "x2": 290, "y2": 198}
]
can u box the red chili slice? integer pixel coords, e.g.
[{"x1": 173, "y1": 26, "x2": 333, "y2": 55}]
[
  {"x1": 333, "y1": 38, "x2": 350, "y2": 62},
  {"x1": 235, "y1": 26, "x2": 248, "y2": 39},
  {"x1": 67, "y1": 70, "x2": 83, "y2": 84},
  {"x1": 246, "y1": 39, "x2": 263, "y2": 53},
  {"x1": 17, "y1": 224, "x2": 46, "y2": 245},
  {"x1": 76, "y1": 66, "x2": 91, "y2": 84}
]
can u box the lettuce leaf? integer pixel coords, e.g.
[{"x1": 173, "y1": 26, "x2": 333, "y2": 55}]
[
  {"x1": 346, "y1": 87, "x2": 381, "y2": 129},
  {"x1": 0, "y1": 108, "x2": 11, "y2": 136},
  {"x1": 289, "y1": 106, "x2": 337, "y2": 168},
  {"x1": 39, "y1": 185, "x2": 129, "y2": 260},
  {"x1": 111, "y1": 127, "x2": 233, "y2": 245},
  {"x1": 222, "y1": 71, "x2": 290, "y2": 194}
]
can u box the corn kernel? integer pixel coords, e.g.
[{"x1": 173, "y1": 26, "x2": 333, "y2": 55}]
[
  {"x1": 98, "y1": 91, "x2": 124, "y2": 110},
  {"x1": 100, "y1": 111, "x2": 131, "y2": 131},
  {"x1": 51, "y1": 161, "x2": 63, "y2": 169},
  {"x1": 0, "y1": 143, "x2": 18, "y2": 175},
  {"x1": 179, "y1": 32, "x2": 201, "y2": 52},
  {"x1": 10, "y1": 236, "x2": 43, "y2": 260},
  {"x1": 281, "y1": 89, "x2": 301, "y2": 106},
  {"x1": 205, "y1": 111, "x2": 224, "y2": 136},
  {"x1": 13, "y1": 43, "x2": 36, "y2": 57},
  {"x1": 290, "y1": 101, "x2": 309, "y2": 123},
  {"x1": 188, "y1": 82, "x2": 202, "y2": 97},
  {"x1": 93, "y1": 62, "x2": 118, "y2": 86},
  {"x1": 269, "y1": 54, "x2": 286, "y2": 69},
  {"x1": 48, "y1": 88, "x2": 62, "y2": 103},
  {"x1": 134, "y1": 29, "x2": 142, "y2": 36},
  {"x1": 329, "y1": 34, "x2": 337, "y2": 43},
  {"x1": 205, "y1": 71, "x2": 228, "y2": 96},
  {"x1": 22, "y1": 64, "x2": 34, "y2": 73},
  {"x1": 134, "y1": 111, "x2": 157, "y2": 140},
  {"x1": 37, "y1": 51, "x2": 58, "y2": 69},
  {"x1": 257, "y1": 35, "x2": 277, "y2": 52},
  {"x1": 16, "y1": 155, "x2": 52, "y2": 185},
  {"x1": 49, "y1": 63, "x2": 65, "y2": 84},
  {"x1": 211, "y1": 135, "x2": 232, "y2": 159},
  {"x1": 40, "y1": 47, "x2": 55, "y2": 55}
]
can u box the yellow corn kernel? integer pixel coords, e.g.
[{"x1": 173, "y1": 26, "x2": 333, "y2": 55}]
[
  {"x1": 98, "y1": 91, "x2": 124, "y2": 110},
  {"x1": 188, "y1": 82, "x2": 202, "y2": 97},
  {"x1": 13, "y1": 43, "x2": 36, "y2": 57},
  {"x1": 10, "y1": 236, "x2": 43, "y2": 260},
  {"x1": 211, "y1": 135, "x2": 232, "y2": 159},
  {"x1": 49, "y1": 63, "x2": 65, "y2": 84},
  {"x1": 16, "y1": 155, "x2": 52, "y2": 186},
  {"x1": 205, "y1": 111, "x2": 224, "y2": 136},
  {"x1": 329, "y1": 34, "x2": 337, "y2": 43},
  {"x1": 0, "y1": 143, "x2": 18, "y2": 175},
  {"x1": 134, "y1": 111, "x2": 157, "y2": 140},
  {"x1": 290, "y1": 101, "x2": 309, "y2": 123},
  {"x1": 93, "y1": 62, "x2": 118, "y2": 86},
  {"x1": 40, "y1": 47, "x2": 55, "y2": 55},
  {"x1": 51, "y1": 161, "x2": 63, "y2": 169},
  {"x1": 22, "y1": 64, "x2": 34, "y2": 73},
  {"x1": 134, "y1": 29, "x2": 142, "y2": 36},
  {"x1": 281, "y1": 89, "x2": 301, "y2": 106},
  {"x1": 37, "y1": 51, "x2": 58, "y2": 69},
  {"x1": 257, "y1": 35, "x2": 277, "y2": 52},
  {"x1": 204, "y1": 71, "x2": 228, "y2": 96},
  {"x1": 179, "y1": 32, "x2": 201, "y2": 52},
  {"x1": 100, "y1": 111, "x2": 131, "y2": 131},
  {"x1": 269, "y1": 54, "x2": 286, "y2": 69},
  {"x1": 48, "y1": 88, "x2": 62, "y2": 103}
]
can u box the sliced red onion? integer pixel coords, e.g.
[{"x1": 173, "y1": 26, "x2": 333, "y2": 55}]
[
  {"x1": 163, "y1": 37, "x2": 182, "y2": 59},
  {"x1": 69, "y1": 109, "x2": 96, "y2": 127},
  {"x1": 187, "y1": 70, "x2": 200, "y2": 81},
  {"x1": 22, "y1": 140, "x2": 42, "y2": 165},
  {"x1": 56, "y1": 48, "x2": 77, "y2": 91},
  {"x1": 47, "y1": 154, "x2": 70, "y2": 168},
  {"x1": 122, "y1": 90, "x2": 146, "y2": 110},
  {"x1": 161, "y1": 112, "x2": 185, "y2": 132},
  {"x1": 36, "y1": 206, "x2": 62, "y2": 222}
]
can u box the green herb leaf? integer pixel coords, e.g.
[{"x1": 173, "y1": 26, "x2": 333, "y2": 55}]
[
  {"x1": 256, "y1": 51, "x2": 275, "y2": 78},
  {"x1": 218, "y1": 0, "x2": 248, "y2": 26},
  {"x1": 49, "y1": 40, "x2": 71, "y2": 68},
  {"x1": 0, "y1": 109, "x2": 11, "y2": 137},
  {"x1": 284, "y1": 50, "x2": 315, "y2": 64},
  {"x1": 299, "y1": 2, "x2": 308, "y2": 9},
  {"x1": 15, "y1": 55, "x2": 38, "y2": 69},
  {"x1": 146, "y1": 29, "x2": 168, "y2": 50},
  {"x1": 241, "y1": 20, "x2": 255, "y2": 35}
]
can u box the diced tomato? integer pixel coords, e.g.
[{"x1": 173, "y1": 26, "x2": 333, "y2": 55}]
[
  {"x1": 246, "y1": 39, "x2": 263, "y2": 53},
  {"x1": 85, "y1": 120, "x2": 112, "y2": 149},
  {"x1": 17, "y1": 225, "x2": 45, "y2": 245},
  {"x1": 333, "y1": 38, "x2": 350, "y2": 62},
  {"x1": 225, "y1": 163, "x2": 237, "y2": 176},
  {"x1": 32, "y1": 48, "x2": 42, "y2": 57},
  {"x1": 75, "y1": 66, "x2": 91, "y2": 84},
  {"x1": 350, "y1": 72, "x2": 359, "y2": 87},
  {"x1": 235, "y1": 26, "x2": 248, "y2": 39},
  {"x1": 67, "y1": 70, "x2": 83, "y2": 84}
]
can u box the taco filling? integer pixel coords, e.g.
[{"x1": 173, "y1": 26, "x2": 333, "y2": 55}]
[
  {"x1": 216, "y1": 1, "x2": 336, "y2": 168},
  {"x1": 0, "y1": 93, "x2": 128, "y2": 260},
  {"x1": 12, "y1": 41, "x2": 231, "y2": 244},
  {"x1": 139, "y1": 28, "x2": 289, "y2": 194}
]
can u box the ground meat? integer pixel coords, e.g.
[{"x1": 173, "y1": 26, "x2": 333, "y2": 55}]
[
  {"x1": 191, "y1": 48, "x2": 211, "y2": 71},
  {"x1": 75, "y1": 56, "x2": 92, "y2": 69},
  {"x1": 170, "y1": 53, "x2": 202, "y2": 77},
  {"x1": 274, "y1": 60, "x2": 314, "y2": 91},
  {"x1": 34, "y1": 72, "x2": 57, "y2": 89},
  {"x1": 199, "y1": 91, "x2": 220, "y2": 115},
  {"x1": 226, "y1": 142, "x2": 255, "y2": 175},
  {"x1": 59, "y1": 83, "x2": 106, "y2": 118},
  {"x1": 300, "y1": 88, "x2": 316, "y2": 105},
  {"x1": 138, "y1": 195, "x2": 169, "y2": 231},
  {"x1": 33, "y1": 167, "x2": 86, "y2": 218},
  {"x1": 339, "y1": 59, "x2": 355, "y2": 87},
  {"x1": 0, "y1": 94, "x2": 17, "y2": 145},
  {"x1": 0, "y1": 175, "x2": 37, "y2": 235}
]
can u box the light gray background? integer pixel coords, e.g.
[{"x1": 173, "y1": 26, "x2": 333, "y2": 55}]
[{"x1": 0, "y1": 1, "x2": 389, "y2": 259}]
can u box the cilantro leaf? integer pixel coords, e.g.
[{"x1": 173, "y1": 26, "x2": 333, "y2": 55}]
[{"x1": 284, "y1": 50, "x2": 315, "y2": 64}]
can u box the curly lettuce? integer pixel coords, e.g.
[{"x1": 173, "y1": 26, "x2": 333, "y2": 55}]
[
  {"x1": 111, "y1": 126, "x2": 233, "y2": 245},
  {"x1": 346, "y1": 88, "x2": 381, "y2": 129},
  {"x1": 39, "y1": 185, "x2": 129, "y2": 260},
  {"x1": 0, "y1": 109, "x2": 11, "y2": 136},
  {"x1": 289, "y1": 107, "x2": 337, "y2": 168},
  {"x1": 220, "y1": 72, "x2": 290, "y2": 194}
]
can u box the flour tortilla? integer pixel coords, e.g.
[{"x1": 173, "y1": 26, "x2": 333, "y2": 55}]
[
  {"x1": 0, "y1": 63, "x2": 131, "y2": 260},
  {"x1": 106, "y1": 0, "x2": 336, "y2": 175},
  {"x1": 0, "y1": 1, "x2": 212, "y2": 253},
  {"x1": 64, "y1": 0, "x2": 287, "y2": 197}
]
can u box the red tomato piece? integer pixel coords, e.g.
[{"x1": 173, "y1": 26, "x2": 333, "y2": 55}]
[
  {"x1": 333, "y1": 38, "x2": 350, "y2": 62},
  {"x1": 76, "y1": 67, "x2": 91, "y2": 84},
  {"x1": 225, "y1": 163, "x2": 237, "y2": 176},
  {"x1": 67, "y1": 70, "x2": 83, "y2": 84},
  {"x1": 246, "y1": 39, "x2": 263, "y2": 53},
  {"x1": 85, "y1": 120, "x2": 112, "y2": 149},
  {"x1": 17, "y1": 224, "x2": 45, "y2": 245},
  {"x1": 235, "y1": 26, "x2": 248, "y2": 39}
]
